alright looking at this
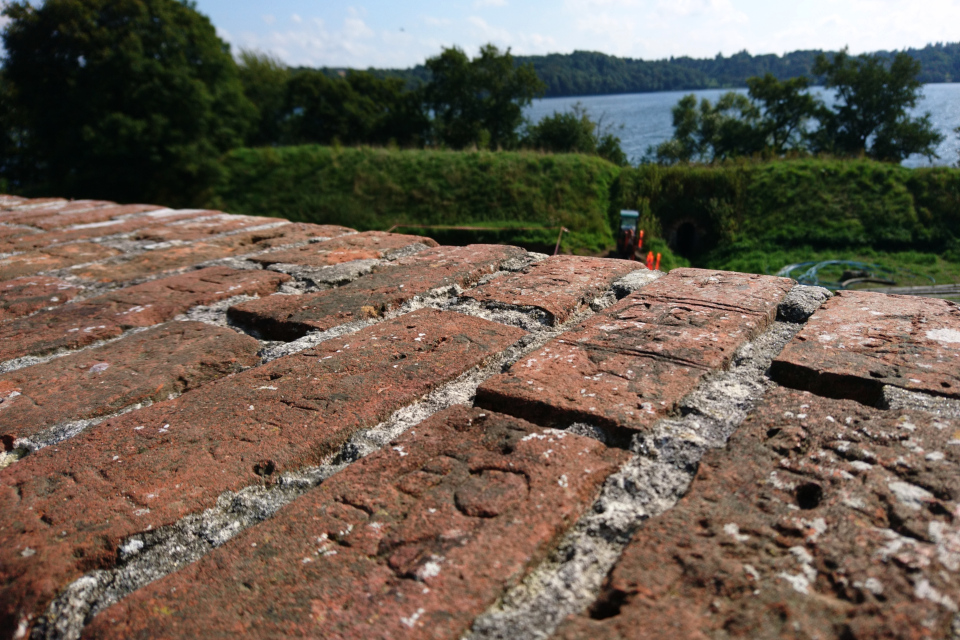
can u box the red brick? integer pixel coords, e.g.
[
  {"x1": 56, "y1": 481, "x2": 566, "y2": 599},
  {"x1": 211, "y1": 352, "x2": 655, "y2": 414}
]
[
  {"x1": 476, "y1": 269, "x2": 793, "y2": 433},
  {"x1": 0, "y1": 224, "x2": 38, "y2": 242},
  {"x1": 83, "y1": 406, "x2": 626, "y2": 640},
  {"x1": 0, "y1": 267, "x2": 289, "y2": 361},
  {"x1": 0, "y1": 214, "x2": 200, "y2": 253},
  {"x1": 131, "y1": 213, "x2": 284, "y2": 243},
  {"x1": 0, "y1": 200, "x2": 111, "y2": 227},
  {"x1": 0, "y1": 199, "x2": 71, "y2": 222},
  {"x1": 229, "y1": 244, "x2": 528, "y2": 340},
  {"x1": 772, "y1": 291, "x2": 960, "y2": 404},
  {"x1": 210, "y1": 222, "x2": 355, "y2": 250},
  {"x1": 464, "y1": 255, "x2": 643, "y2": 324},
  {"x1": 0, "y1": 311, "x2": 525, "y2": 631},
  {"x1": 0, "y1": 321, "x2": 260, "y2": 444},
  {"x1": 74, "y1": 223, "x2": 358, "y2": 283},
  {"x1": 556, "y1": 387, "x2": 960, "y2": 640},
  {"x1": 0, "y1": 276, "x2": 79, "y2": 323},
  {"x1": 30, "y1": 204, "x2": 163, "y2": 230},
  {"x1": 251, "y1": 230, "x2": 438, "y2": 267},
  {"x1": 0, "y1": 196, "x2": 27, "y2": 209},
  {"x1": 73, "y1": 242, "x2": 241, "y2": 283},
  {"x1": 0, "y1": 242, "x2": 122, "y2": 280}
]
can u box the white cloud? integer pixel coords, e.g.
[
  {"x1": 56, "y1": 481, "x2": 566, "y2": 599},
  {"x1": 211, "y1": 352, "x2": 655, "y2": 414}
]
[
  {"x1": 291, "y1": 14, "x2": 302, "y2": 24},
  {"x1": 262, "y1": 14, "x2": 275, "y2": 25}
]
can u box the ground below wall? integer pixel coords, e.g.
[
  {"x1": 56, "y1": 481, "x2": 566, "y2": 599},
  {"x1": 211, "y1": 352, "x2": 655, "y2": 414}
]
[{"x1": 1, "y1": 194, "x2": 959, "y2": 640}]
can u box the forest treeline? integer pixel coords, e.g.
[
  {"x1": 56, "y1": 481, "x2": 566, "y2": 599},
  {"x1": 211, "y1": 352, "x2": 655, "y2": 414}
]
[{"x1": 323, "y1": 43, "x2": 960, "y2": 98}]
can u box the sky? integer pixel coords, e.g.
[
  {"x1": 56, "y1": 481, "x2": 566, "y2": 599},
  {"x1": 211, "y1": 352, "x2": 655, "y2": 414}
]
[{"x1": 193, "y1": 0, "x2": 960, "y2": 69}]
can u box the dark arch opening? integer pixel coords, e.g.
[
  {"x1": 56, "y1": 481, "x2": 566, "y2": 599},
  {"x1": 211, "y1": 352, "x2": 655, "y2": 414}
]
[{"x1": 675, "y1": 221, "x2": 698, "y2": 256}]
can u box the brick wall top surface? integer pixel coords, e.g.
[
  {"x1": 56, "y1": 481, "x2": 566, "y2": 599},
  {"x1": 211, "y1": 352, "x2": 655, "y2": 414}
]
[{"x1": 1, "y1": 195, "x2": 959, "y2": 640}]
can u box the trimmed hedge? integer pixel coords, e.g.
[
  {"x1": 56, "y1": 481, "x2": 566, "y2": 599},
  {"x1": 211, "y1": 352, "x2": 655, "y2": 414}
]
[{"x1": 213, "y1": 145, "x2": 621, "y2": 254}]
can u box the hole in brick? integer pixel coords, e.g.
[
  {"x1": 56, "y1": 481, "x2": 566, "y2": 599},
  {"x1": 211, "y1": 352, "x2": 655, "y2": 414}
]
[
  {"x1": 253, "y1": 460, "x2": 276, "y2": 477},
  {"x1": 1, "y1": 435, "x2": 14, "y2": 452},
  {"x1": 869, "y1": 370, "x2": 885, "y2": 379},
  {"x1": 796, "y1": 483, "x2": 823, "y2": 510},
  {"x1": 766, "y1": 428, "x2": 781, "y2": 439},
  {"x1": 589, "y1": 588, "x2": 628, "y2": 620},
  {"x1": 942, "y1": 382, "x2": 952, "y2": 389}
]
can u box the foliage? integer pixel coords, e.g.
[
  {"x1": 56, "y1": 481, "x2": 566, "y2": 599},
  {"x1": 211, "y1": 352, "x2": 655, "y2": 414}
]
[
  {"x1": 424, "y1": 44, "x2": 545, "y2": 150},
  {"x1": 282, "y1": 70, "x2": 428, "y2": 147},
  {"x1": 330, "y1": 43, "x2": 960, "y2": 99},
  {"x1": 214, "y1": 146, "x2": 621, "y2": 254},
  {"x1": 614, "y1": 159, "x2": 960, "y2": 266},
  {"x1": 651, "y1": 93, "x2": 765, "y2": 163},
  {"x1": 654, "y1": 51, "x2": 942, "y2": 165},
  {"x1": 522, "y1": 104, "x2": 628, "y2": 166},
  {"x1": 237, "y1": 49, "x2": 290, "y2": 147},
  {"x1": 812, "y1": 50, "x2": 943, "y2": 162},
  {"x1": 1, "y1": 0, "x2": 255, "y2": 207},
  {"x1": 651, "y1": 76, "x2": 821, "y2": 163}
]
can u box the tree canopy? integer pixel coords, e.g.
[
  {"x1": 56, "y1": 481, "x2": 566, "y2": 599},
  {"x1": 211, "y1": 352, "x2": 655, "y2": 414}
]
[
  {"x1": 1, "y1": 0, "x2": 255, "y2": 206},
  {"x1": 522, "y1": 103, "x2": 628, "y2": 165},
  {"x1": 652, "y1": 51, "x2": 942, "y2": 165},
  {"x1": 811, "y1": 50, "x2": 943, "y2": 162},
  {"x1": 425, "y1": 44, "x2": 545, "y2": 150}
]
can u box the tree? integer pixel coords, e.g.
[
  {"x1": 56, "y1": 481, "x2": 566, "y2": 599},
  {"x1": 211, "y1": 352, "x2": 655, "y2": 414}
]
[
  {"x1": 425, "y1": 44, "x2": 545, "y2": 149},
  {"x1": 650, "y1": 92, "x2": 765, "y2": 164},
  {"x1": 523, "y1": 103, "x2": 628, "y2": 165},
  {"x1": 282, "y1": 70, "x2": 428, "y2": 147},
  {"x1": 812, "y1": 49, "x2": 943, "y2": 162},
  {"x1": 746, "y1": 74, "x2": 819, "y2": 154},
  {"x1": 238, "y1": 49, "x2": 290, "y2": 147},
  {"x1": 1, "y1": 0, "x2": 255, "y2": 206}
]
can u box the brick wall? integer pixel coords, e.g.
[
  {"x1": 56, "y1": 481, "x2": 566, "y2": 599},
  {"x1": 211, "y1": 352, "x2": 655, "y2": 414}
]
[{"x1": 1, "y1": 195, "x2": 959, "y2": 639}]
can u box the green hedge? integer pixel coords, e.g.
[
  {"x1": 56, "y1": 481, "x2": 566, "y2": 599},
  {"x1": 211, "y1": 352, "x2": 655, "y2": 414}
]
[
  {"x1": 214, "y1": 148, "x2": 960, "y2": 280},
  {"x1": 214, "y1": 145, "x2": 621, "y2": 253},
  {"x1": 614, "y1": 159, "x2": 960, "y2": 255}
]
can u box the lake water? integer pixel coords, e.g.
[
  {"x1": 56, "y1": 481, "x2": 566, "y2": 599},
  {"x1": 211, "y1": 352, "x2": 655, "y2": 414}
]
[{"x1": 525, "y1": 83, "x2": 960, "y2": 168}]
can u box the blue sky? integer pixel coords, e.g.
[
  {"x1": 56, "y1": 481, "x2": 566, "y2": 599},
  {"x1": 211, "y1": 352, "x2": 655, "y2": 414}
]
[{"x1": 194, "y1": 0, "x2": 960, "y2": 69}]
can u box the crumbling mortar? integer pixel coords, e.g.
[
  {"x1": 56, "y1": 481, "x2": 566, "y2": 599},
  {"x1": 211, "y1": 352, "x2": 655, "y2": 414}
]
[
  {"x1": 0, "y1": 398, "x2": 166, "y2": 470},
  {"x1": 0, "y1": 326, "x2": 152, "y2": 375},
  {"x1": 464, "y1": 287, "x2": 827, "y2": 640},
  {"x1": 29, "y1": 257, "x2": 626, "y2": 640},
  {"x1": 29, "y1": 297, "x2": 585, "y2": 640}
]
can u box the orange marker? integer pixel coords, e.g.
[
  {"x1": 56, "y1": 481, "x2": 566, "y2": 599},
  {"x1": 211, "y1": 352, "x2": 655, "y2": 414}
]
[
  {"x1": 638, "y1": 229, "x2": 644, "y2": 252},
  {"x1": 646, "y1": 251, "x2": 654, "y2": 270},
  {"x1": 655, "y1": 253, "x2": 661, "y2": 271}
]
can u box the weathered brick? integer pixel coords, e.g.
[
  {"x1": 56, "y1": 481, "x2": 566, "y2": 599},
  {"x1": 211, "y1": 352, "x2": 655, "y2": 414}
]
[
  {"x1": 211, "y1": 222, "x2": 355, "y2": 250},
  {"x1": 131, "y1": 213, "x2": 284, "y2": 243},
  {"x1": 0, "y1": 200, "x2": 112, "y2": 228},
  {"x1": 0, "y1": 310, "x2": 525, "y2": 632},
  {"x1": 476, "y1": 269, "x2": 793, "y2": 433},
  {"x1": 30, "y1": 204, "x2": 163, "y2": 230},
  {"x1": 0, "y1": 195, "x2": 27, "y2": 209},
  {"x1": 83, "y1": 406, "x2": 626, "y2": 639},
  {"x1": 251, "y1": 230, "x2": 438, "y2": 267},
  {"x1": 0, "y1": 267, "x2": 288, "y2": 361},
  {"x1": 230, "y1": 244, "x2": 528, "y2": 340},
  {"x1": 0, "y1": 212, "x2": 208, "y2": 253},
  {"x1": 463, "y1": 255, "x2": 643, "y2": 324},
  {"x1": 0, "y1": 276, "x2": 79, "y2": 323},
  {"x1": 0, "y1": 242, "x2": 122, "y2": 280},
  {"x1": 0, "y1": 224, "x2": 38, "y2": 242},
  {"x1": 0, "y1": 321, "x2": 260, "y2": 444},
  {"x1": 74, "y1": 222, "x2": 356, "y2": 283},
  {"x1": 72, "y1": 242, "x2": 241, "y2": 283},
  {"x1": 556, "y1": 387, "x2": 960, "y2": 640},
  {"x1": 772, "y1": 291, "x2": 960, "y2": 404}
]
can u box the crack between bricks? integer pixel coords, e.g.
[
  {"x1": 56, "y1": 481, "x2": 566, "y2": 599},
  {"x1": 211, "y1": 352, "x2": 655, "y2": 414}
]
[
  {"x1": 462, "y1": 287, "x2": 823, "y2": 640},
  {"x1": 27, "y1": 269, "x2": 596, "y2": 640}
]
